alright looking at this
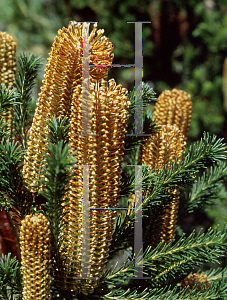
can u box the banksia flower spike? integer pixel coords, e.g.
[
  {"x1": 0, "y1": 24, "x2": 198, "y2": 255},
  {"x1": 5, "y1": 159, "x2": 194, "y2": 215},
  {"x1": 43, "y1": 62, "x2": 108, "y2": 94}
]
[
  {"x1": 59, "y1": 78, "x2": 129, "y2": 294},
  {"x1": 139, "y1": 89, "x2": 192, "y2": 249},
  {"x1": 152, "y1": 88, "x2": 192, "y2": 139},
  {"x1": 20, "y1": 214, "x2": 51, "y2": 300},
  {"x1": 22, "y1": 21, "x2": 114, "y2": 194},
  {"x1": 141, "y1": 124, "x2": 186, "y2": 248},
  {"x1": 0, "y1": 32, "x2": 16, "y2": 133},
  {"x1": 0, "y1": 31, "x2": 16, "y2": 87},
  {"x1": 181, "y1": 273, "x2": 210, "y2": 293},
  {"x1": 141, "y1": 124, "x2": 186, "y2": 170}
]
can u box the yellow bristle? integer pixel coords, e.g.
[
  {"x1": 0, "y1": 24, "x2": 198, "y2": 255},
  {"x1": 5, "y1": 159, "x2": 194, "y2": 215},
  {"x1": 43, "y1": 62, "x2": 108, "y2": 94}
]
[
  {"x1": 0, "y1": 31, "x2": 16, "y2": 135},
  {"x1": 20, "y1": 214, "x2": 51, "y2": 300},
  {"x1": 0, "y1": 31, "x2": 16, "y2": 87},
  {"x1": 57, "y1": 78, "x2": 129, "y2": 294},
  {"x1": 153, "y1": 88, "x2": 192, "y2": 139},
  {"x1": 141, "y1": 124, "x2": 186, "y2": 170},
  {"x1": 141, "y1": 124, "x2": 186, "y2": 248},
  {"x1": 22, "y1": 22, "x2": 114, "y2": 194}
]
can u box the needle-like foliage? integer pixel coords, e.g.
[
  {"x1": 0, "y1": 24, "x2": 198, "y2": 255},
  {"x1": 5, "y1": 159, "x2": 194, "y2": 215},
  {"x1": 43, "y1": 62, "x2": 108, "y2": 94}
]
[
  {"x1": 0, "y1": 139, "x2": 32, "y2": 224},
  {"x1": 185, "y1": 162, "x2": 227, "y2": 214},
  {"x1": 0, "y1": 253, "x2": 22, "y2": 300},
  {"x1": 14, "y1": 53, "x2": 42, "y2": 149},
  {"x1": 39, "y1": 117, "x2": 77, "y2": 277},
  {"x1": 0, "y1": 85, "x2": 18, "y2": 114}
]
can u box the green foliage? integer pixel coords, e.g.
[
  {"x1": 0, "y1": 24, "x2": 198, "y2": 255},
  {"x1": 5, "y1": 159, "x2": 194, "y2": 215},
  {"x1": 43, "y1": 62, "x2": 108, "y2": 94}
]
[
  {"x1": 206, "y1": 185, "x2": 227, "y2": 229},
  {"x1": 171, "y1": 2, "x2": 227, "y2": 140},
  {"x1": 0, "y1": 117, "x2": 10, "y2": 142},
  {"x1": 111, "y1": 132, "x2": 227, "y2": 258},
  {"x1": 46, "y1": 115, "x2": 70, "y2": 146},
  {"x1": 0, "y1": 85, "x2": 19, "y2": 141},
  {"x1": 185, "y1": 162, "x2": 227, "y2": 214},
  {"x1": 100, "y1": 227, "x2": 227, "y2": 299},
  {"x1": 0, "y1": 53, "x2": 42, "y2": 225},
  {"x1": 0, "y1": 253, "x2": 22, "y2": 300},
  {"x1": 0, "y1": 85, "x2": 18, "y2": 114},
  {"x1": 0, "y1": 140, "x2": 32, "y2": 223},
  {"x1": 188, "y1": 99, "x2": 225, "y2": 140},
  {"x1": 124, "y1": 83, "x2": 157, "y2": 170},
  {"x1": 149, "y1": 226, "x2": 227, "y2": 284},
  {"x1": 100, "y1": 282, "x2": 227, "y2": 300},
  {"x1": 14, "y1": 53, "x2": 42, "y2": 149},
  {"x1": 39, "y1": 118, "x2": 77, "y2": 271}
]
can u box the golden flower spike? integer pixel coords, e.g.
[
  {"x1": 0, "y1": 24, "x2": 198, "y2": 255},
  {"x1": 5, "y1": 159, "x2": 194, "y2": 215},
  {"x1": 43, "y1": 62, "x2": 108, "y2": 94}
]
[
  {"x1": 140, "y1": 89, "x2": 192, "y2": 249},
  {"x1": 53, "y1": 79, "x2": 129, "y2": 294},
  {"x1": 141, "y1": 124, "x2": 186, "y2": 248},
  {"x1": 22, "y1": 21, "x2": 114, "y2": 194},
  {"x1": 141, "y1": 124, "x2": 186, "y2": 170},
  {"x1": 57, "y1": 78, "x2": 129, "y2": 295},
  {"x1": 152, "y1": 88, "x2": 192, "y2": 139},
  {"x1": 0, "y1": 31, "x2": 16, "y2": 87},
  {"x1": 0, "y1": 31, "x2": 16, "y2": 134},
  {"x1": 181, "y1": 273, "x2": 210, "y2": 293},
  {"x1": 20, "y1": 214, "x2": 51, "y2": 300}
]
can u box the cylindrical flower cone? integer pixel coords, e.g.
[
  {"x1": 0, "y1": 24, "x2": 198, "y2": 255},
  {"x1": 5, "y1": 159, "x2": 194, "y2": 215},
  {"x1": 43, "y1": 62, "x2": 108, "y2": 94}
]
[
  {"x1": 139, "y1": 89, "x2": 192, "y2": 249},
  {"x1": 141, "y1": 124, "x2": 186, "y2": 170},
  {"x1": 152, "y1": 89, "x2": 192, "y2": 139},
  {"x1": 57, "y1": 78, "x2": 129, "y2": 294},
  {"x1": 0, "y1": 31, "x2": 16, "y2": 135},
  {"x1": 22, "y1": 22, "x2": 114, "y2": 194},
  {"x1": 141, "y1": 124, "x2": 186, "y2": 248},
  {"x1": 20, "y1": 214, "x2": 51, "y2": 300},
  {"x1": 0, "y1": 31, "x2": 16, "y2": 87}
]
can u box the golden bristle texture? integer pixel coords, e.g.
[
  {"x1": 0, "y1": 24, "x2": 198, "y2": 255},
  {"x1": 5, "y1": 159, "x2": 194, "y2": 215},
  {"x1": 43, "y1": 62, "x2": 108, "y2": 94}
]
[
  {"x1": 141, "y1": 124, "x2": 186, "y2": 170},
  {"x1": 20, "y1": 214, "x2": 51, "y2": 300},
  {"x1": 152, "y1": 88, "x2": 192, "y2": 139},
  {"x1": 141, "y1": 124, "x2": 186, "y2": 248},
  {"x1": 181, "y1": 273, "x2": 210, "y2": 293},
  {"x1": 0, "y1": 31, "x2": 16, "y2": 87},
  {"x1": 22, "y1": 21, "x2": 114, "y2": 194},
  {"x1": 0, "y1": 31, "x2": 16, "y2": 134},
  {"x1": 140, "y1": 88, "x2": 192, "y2": 249},
  {"x1": 57, "y1": 78, "x2": 129, "y2": 295}
]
